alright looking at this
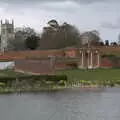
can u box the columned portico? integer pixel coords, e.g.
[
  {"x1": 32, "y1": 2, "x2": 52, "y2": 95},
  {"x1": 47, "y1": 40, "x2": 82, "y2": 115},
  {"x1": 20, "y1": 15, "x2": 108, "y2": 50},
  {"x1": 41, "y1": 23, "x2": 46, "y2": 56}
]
[{"x1": 78, "y1": 48, "x2": 100, "y2": 69}]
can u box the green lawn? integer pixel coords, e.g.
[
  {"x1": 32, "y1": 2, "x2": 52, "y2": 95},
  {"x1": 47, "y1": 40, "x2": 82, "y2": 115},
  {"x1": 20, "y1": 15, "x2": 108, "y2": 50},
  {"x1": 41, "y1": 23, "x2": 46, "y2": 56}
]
[
  {"x1": 1, "y1": 68, "x2": 120, "y2": 82},
  {"x1": 56, "y1": 68, "x2": 120, "y2": 81},
  {"x1": 0, "y1": 69, "x2": 28, "y2": 78}
]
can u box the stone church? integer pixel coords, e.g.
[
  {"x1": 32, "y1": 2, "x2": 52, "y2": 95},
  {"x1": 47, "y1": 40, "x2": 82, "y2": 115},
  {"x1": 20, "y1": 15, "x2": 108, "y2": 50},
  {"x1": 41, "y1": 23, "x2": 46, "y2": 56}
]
[{"x1": 0, "y1": 20, "x2": 15, "y2": 52}]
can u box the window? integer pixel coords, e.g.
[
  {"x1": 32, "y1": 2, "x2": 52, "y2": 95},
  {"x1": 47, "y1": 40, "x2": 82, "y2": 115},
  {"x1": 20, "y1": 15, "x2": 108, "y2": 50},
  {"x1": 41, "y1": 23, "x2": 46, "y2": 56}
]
[
  {"x1": 1, "y1": 28, "x2": 5, "y2": 34},
  {"x1": 7, "y1": 28, "x2": 12, "y2": 33}
]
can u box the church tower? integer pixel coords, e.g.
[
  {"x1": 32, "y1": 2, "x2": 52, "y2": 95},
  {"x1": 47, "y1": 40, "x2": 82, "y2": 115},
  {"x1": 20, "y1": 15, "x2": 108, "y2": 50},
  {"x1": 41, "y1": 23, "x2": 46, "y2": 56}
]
[{"x1": 0, "y1": 20, "x2": 15, "y2": 52}]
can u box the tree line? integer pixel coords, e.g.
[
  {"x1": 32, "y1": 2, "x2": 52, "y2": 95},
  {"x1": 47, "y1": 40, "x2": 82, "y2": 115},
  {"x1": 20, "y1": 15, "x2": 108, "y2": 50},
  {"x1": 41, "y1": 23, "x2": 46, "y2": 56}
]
[{"x1": 0, "y1": 19, "x2": 118, "y2": 51}]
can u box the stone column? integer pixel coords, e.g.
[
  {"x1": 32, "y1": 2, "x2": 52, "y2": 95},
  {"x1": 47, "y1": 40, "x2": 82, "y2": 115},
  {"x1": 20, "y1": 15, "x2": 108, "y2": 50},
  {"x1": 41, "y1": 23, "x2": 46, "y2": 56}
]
[
  {"x1": 81, "y1": 51, "x2": 84, "y2": 67},
  {"x1": 95, "y1": 50, "x2": 100, "y2": 68},
  {"x1": 97, "y1": 53, "x2": 100, "y2": 67},
  {"x1": 87, "y1": 50, "x2": 90, "y2": 68},
  {"x1": 90, "y1": 52, "x2": 93, "y2": 68},
  {"x1": 79, "y1": 51, "x2": 84, "y2": 69}
]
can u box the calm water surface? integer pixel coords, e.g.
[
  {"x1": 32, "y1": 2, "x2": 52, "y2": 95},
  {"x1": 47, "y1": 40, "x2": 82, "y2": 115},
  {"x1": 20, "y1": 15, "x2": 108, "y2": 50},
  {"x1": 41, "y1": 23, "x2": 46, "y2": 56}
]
[{"x1": 0, "y1": 88, "x2": 120, "y2": 120}]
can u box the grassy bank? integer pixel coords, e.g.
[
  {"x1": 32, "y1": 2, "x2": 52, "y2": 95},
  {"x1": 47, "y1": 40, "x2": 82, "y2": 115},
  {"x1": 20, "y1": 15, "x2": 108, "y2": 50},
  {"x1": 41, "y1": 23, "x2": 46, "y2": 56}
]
[
  {"x1": 0, "y1": 69, "x2": 29, "y2": 78},
  {"x1": 56, "y1": 68, "x2": 120, "y2": 87},
  {"x1": 1, "y1": 68, "x2": 120, "y2": 93},
  {"x1": 3, "y1": 68, "x2": 120, "y2": 82},
  {"x1": 56, "y1": 68, "x2": 120, "y2": 81},
  {"x1": 0, "y1": 69, "x2": 68, "y2": 93}
]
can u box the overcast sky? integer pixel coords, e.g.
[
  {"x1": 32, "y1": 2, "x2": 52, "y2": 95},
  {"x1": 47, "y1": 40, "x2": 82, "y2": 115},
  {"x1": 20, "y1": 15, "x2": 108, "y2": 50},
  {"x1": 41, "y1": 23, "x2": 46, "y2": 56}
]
[{"x1": 0, "y1": 0, "x2": 120, "y2": 42}]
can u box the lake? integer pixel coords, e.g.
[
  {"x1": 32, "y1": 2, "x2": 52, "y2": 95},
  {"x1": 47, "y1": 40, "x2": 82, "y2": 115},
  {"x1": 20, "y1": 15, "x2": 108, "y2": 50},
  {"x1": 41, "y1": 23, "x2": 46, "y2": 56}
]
[{"x1": 0, "y1": 88, "x2": 120, "y2": 120}]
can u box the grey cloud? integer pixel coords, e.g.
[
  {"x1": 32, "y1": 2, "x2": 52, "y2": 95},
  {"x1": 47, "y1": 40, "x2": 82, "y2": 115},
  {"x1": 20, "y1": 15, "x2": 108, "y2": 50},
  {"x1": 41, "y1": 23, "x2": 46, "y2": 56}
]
[
  {"x1": 1, "y1": 0, "x2": 119, "y2": 5},
  {"x1": 1, "y1": 0, "x2": 119, "y2": 42},
  {"x1": 2, "y1": 0, "x2": 80, "y2": 14},
  {"x1": 101, "y1": 18, "x2": 120, "y2": 29},
  {"x1": 101, "y1": 23, "x2": 120, "y2": 29}
]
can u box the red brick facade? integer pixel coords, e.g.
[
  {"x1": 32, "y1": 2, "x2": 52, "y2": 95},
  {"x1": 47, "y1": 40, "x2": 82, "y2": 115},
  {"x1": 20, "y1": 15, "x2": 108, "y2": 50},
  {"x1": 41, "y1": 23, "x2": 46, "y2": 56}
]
[
  {"x1": 15, "y1": 59, "x2": 55, "y2": 75},
  {"x1": 1, "y1": 47, "x2": 120, "y2": 69}
]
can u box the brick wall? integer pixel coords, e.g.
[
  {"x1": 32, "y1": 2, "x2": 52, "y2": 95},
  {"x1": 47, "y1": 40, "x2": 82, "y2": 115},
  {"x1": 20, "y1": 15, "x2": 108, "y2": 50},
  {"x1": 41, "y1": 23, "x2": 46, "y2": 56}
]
[
  {"x1": 100, "y1": 58, "x2": 120, "y2": 68},
  {"x1": 14, "y1": 59, "x2": 55, "y2": 75}
]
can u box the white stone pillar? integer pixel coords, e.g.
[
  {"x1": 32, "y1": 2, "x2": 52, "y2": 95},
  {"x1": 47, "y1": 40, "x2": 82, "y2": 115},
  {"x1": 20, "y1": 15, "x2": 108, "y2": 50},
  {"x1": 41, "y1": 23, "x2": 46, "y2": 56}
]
[
  {"x1": 87, "y1": 50, "x2": 90, "y2": 68},
  {"x1": 97, "y1": 53, "x2": 100, "y2": 67},
  {"x1": 81, "y1": 52, "x2": 84, "y2": 67},
  {"x1": 90, "y1": 52, "x2": 93, "y2": 68},
  {"x1": 95, "y1": 50, "x2": 100, "y2": 68},
  {"x1": 79, "y1": 51, "x2": 84, "y2": 68}
]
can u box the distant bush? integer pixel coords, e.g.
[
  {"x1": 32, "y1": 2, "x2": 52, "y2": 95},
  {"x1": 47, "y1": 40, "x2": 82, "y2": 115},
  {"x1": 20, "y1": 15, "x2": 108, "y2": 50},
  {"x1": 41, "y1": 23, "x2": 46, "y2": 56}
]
[
  {"x1": 102, "y1": 54, "x2": 116, "y2": 58},
  {"x1": 66, "y1": 62, "x2": 78, "y2": 68},
  {"x1": 0, "y1": 75, "x2": 67, "y2": 82}
]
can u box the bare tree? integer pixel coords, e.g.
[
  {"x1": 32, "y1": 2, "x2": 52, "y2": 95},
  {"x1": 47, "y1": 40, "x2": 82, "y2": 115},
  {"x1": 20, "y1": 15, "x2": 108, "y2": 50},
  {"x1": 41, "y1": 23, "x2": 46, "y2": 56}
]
[
  {"x1": 81, "y1": 30, "x2": 101, "y2": 46},
  {"x1": 10, "y1": 27, "x2": 37, "y2": 51},
  {"x1": 40, "y1": 20, "x2": 81, "y2": 49}
]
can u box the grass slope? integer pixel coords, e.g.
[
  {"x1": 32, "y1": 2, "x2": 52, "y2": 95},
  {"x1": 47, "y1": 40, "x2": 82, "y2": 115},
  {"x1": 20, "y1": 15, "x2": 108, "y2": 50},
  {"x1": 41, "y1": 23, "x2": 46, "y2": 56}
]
[
  {"x1": 0, "y1": 69, "x2": 29, "y2": 78},
  {"x1": 56, "y1": 68, "x2": 120, "y2": 81}
]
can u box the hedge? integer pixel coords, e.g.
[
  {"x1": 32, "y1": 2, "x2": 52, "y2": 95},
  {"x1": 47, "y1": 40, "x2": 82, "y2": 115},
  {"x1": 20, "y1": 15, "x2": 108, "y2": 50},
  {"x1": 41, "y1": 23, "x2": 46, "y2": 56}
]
[{"x1": 0, "y1": 75, "x2": 68, "y2": 82}]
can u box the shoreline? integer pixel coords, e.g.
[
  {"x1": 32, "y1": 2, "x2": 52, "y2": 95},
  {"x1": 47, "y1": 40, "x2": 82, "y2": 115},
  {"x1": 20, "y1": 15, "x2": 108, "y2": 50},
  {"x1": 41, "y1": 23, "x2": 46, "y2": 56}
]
[
  {"x1": 0, "y1": 85, "x2": 119, "y2": 94},
  {"x1": 0, "y1": 69, "x2": 120, "y2": 93}
]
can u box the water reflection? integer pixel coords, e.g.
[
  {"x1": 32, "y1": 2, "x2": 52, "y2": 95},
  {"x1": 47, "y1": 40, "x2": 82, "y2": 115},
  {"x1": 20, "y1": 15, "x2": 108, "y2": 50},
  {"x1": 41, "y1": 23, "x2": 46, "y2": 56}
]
[{"x1": 0, "y1": 88, "x2": 120, "y2": 120}]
